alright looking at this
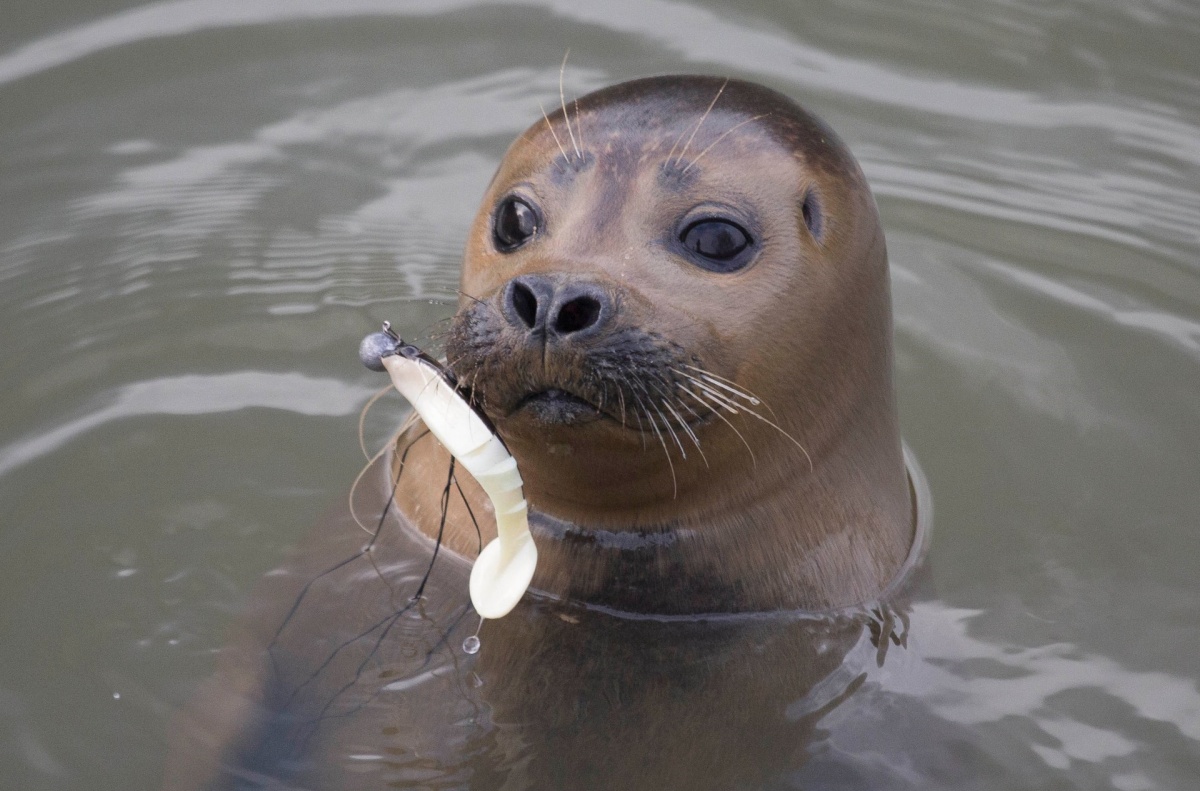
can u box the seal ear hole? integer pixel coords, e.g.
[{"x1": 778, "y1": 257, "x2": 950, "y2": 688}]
[{"x1": 801, "y1": 192, "x2": 823, "y2": 240}]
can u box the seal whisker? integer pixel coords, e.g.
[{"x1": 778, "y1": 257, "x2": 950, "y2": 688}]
[
  {"x1": 685, "y1": 376, "x2": 749, "y2": 415},
  {"x1": 456, "y1": 288, "x2": 499, "y2": 317},
  {"x1": 558, "y1": 50, "x2": 582, "y2": 161},
  {"x1": 468, "y1": 366, "x2": 486, "y2": 413},
  {"x1": 717, "y1": 399, "x2": 812, "y2": 473},
  {"x1": 619, "y1": 376, "x2": 648, "y2": 448},
  {"x1": 586, "y1": 370, "x2": 606, "y2": 412},
  {"x1": 649, "y1": 395, "x2": 687, "y2": 461},
  {"x1": 660, "y1": 394, "x2": 708, "y2": 467},
  {"x1": 676, "y1": 370, "x2": 763, "y2": 415},
  {"x1": 684, "y1": 377, "x2": 741, "y2": 414},
  {"x1": 633, "y1": 396, "x2": 677, "y2": 497},
  {"x1": 669, "y1": 385, "x2": 710, "y2": 434},
  {"x1": 440, "y1": 352, "x2": 469, "y2": 378},
  {"x1": 538, "y1": 102, "x2": 571, "y2": 163},
  {"x1": 441, "y1": 349, "x2": 483, "y2": 412},
  {"x1": 669, "y1": 77, "x2": 727, "y2": 167},
  {"x1": 625, "y1": 376, "x2": 670, "y2": 429},
  {"x1": 642, "y1": 377, "x2": 704, "y2": 462},
  {"x1": 670, "y1": 399, "x2": 708, "y2": 463},
  {"x1": 632, "y1": 390, "x2": 651, "y2": 450},
  {"x1": 681, "y1": 113, "x2": 769, "y2": 175},
  {"x1": 679, "y1": 365, "x2": 777, "y2": 419},
  {"x1": 680, "y1": 385, "x2": 757, "y2": 468},
  {"x1": 682, "y1": 376, "x2": 813, "y2": 473},
  {"x1": 673, "y1": 394, "x2": 714, "y2": 467},
  {"x1": 614, "y1": 381, "x2": 628, "y2": 428},
  {"x1": 676, "y1": 372, "x2": 758, "y2": 420},
  {"x1": 628, "y1": 385, "x2": 681, "y2": 463},
  {"x1": 678, "y1": 366, "x2": 758, "y2": 403}
]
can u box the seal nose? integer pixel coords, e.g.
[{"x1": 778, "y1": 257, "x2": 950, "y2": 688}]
[{"x1": 503, "y1": 275, "x2": 610, "y2": 340}]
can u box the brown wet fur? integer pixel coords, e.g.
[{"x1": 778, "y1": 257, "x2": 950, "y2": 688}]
[
  {"x1": 421, "y1": 75, "x2": 913, "y2": 613},
  {"x1": 163, "y1": 76, "x2": 917, "y2": 790}
]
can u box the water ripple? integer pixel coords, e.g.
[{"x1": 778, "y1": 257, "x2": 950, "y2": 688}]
[
  {"x1": 904, "y1": 602, "x2": 1200, "y2": 765},
  {"x1": 0, "y1": 372, "x2": 378, "y2": 478}
]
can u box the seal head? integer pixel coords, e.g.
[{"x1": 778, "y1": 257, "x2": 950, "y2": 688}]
[{"x1": 440, "y1": 76, "x2": 912, "y2": 614}]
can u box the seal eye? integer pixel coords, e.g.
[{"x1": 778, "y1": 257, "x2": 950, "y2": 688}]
[
  {"x1": 493, "y1": 197, "x2": 539, "y2": 252},
  {"x1": 680, "y1": 219, "x2": 753, "y2": 272}
]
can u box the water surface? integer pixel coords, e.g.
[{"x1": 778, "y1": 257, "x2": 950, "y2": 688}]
[{"x1": 2, "y1": 1, "x2": 1199, "y2": 789}]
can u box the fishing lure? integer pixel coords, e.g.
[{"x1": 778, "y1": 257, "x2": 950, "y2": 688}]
[{"x1": 359, "y1": 322, "x2": 536, "y2": 619}]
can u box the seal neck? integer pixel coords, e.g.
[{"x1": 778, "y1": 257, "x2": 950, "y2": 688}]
[
  {"x1": 522, "y1": 443, "x2": 928, "y2": 618},
  {"x1": 390, "y1": 384, "x2": 916, "y2": 614}
]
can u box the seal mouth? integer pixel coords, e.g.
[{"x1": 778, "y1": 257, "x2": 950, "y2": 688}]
[
  {"x1": 512, "y1": 388, "x2": 603, "y2": 426},
  {"x1": 445, "y1": 297, "x2": 720, "y2": 436}
]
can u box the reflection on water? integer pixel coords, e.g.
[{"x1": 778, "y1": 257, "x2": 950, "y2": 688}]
[
  {"x1": 0, "y1": 373, "x2": 378, "y2": 478},
  {"x1": 1, "y1": 0, "x2": 1199, "y2": 789}
]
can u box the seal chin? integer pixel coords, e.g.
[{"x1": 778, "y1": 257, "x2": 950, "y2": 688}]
[{"x1": 512, "y1": 388, "x2": 603, "y2": 426}]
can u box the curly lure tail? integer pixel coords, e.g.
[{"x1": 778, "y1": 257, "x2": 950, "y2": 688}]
[{"x1": 359, "y1": 323, "x2": 536, "y2": 619}]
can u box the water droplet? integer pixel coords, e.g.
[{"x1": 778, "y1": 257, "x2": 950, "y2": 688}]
[{"x1": 462, "y1": 635, "x2": 481, "y2": 654}]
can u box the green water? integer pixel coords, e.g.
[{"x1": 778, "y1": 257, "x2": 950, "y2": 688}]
[{"x1": 1, "y1": 1, "x2": 1198, "y2": 788}]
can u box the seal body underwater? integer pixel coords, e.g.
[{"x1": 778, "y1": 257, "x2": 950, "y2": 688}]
[{"x1": 163, "y1": 75, "x2": 922, "y2": 791}]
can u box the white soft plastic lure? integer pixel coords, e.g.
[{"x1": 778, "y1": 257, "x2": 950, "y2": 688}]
[{"x1": 358, "y1": 323, "x2": 536, "y2": 619}]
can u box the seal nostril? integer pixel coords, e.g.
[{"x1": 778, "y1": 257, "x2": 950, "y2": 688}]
[
  {"x1": 554, "y1": 296, "x2": 602, "y2": 335},
  {"x1": 511, "y1": 281, "x2": 539, "y2": 329}
]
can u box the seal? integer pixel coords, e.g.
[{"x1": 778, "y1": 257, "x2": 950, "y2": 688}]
[
  {"x1": 395, "y1": 74, "x2": 914, "y2": 614},
  {"x1": 163, "y1": 75, "x2": 923, "y2": 791}
]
